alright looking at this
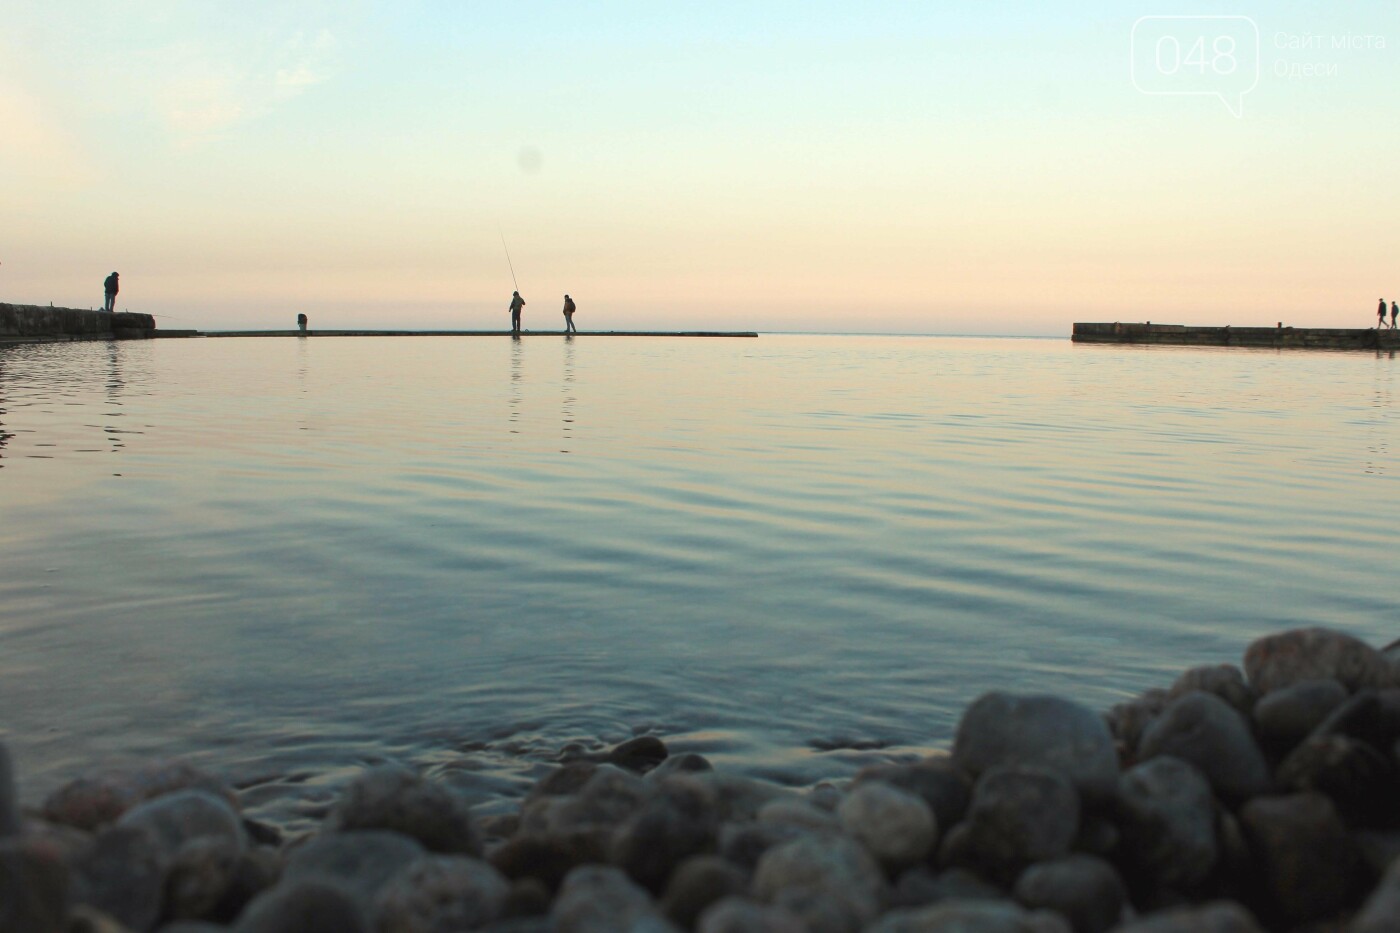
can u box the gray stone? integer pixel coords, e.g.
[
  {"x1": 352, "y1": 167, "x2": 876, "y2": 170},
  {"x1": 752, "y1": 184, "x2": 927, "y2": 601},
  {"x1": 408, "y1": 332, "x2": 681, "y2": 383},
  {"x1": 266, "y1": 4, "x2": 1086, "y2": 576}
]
[
  {"x1": 232, "y1": 880, "x2": 369, "y2": 933},
  {"x1": 696, "y1": 897, "x2": 805, "y2": 933},
  {"x1": 501, "y1": 878, "x2": 551, "y2": 919},
  {"x1": 767, "y1": 886, "x2": 870, "y2": 933},
  {"x1": 1250, "y1": 678, "x2": 1348, "y2": 751},
  {"x1": 1275, "y1": 732, "x2": 1400, "y2": 826},
  {"x1": 327, "y1": 766, "x2": 481, "y2": 856},
  {"x1": 952, "y1": 693, "x2": 1118, "y2": 805},
  {"x1": 646, "y1": 753, "x2": 713, "y2": 782},
  {"x1": 716, "y1": 821, "x2": 809, "y2": 873},
  {"x1": 1104, "y1": 689, "x2": 1169, "y2": 756},
  {"x1": 660, "y1": 856, "x2": 748, "y2": 930},
  {"x1": 1311, "y1": 688, "x2": 1400, "y2": 751},
  {"x1": 1238, "y1": 792, "x2": 1363, "y2": 926},
  {"x1": 118, "y1": 790, "x2": 246, "y2": 860},
  {"x1": 551, "y1": 865, "x2": 677, "y2": 933},
  {"x1": 488, "y1": 828, "x2": 610, "y2": 891},
  {"x1": 0, "y1": 836, "x2": 69, "y2": 933},
  {"x1": 606, "y1": 736, "x2": 669, "y2": 774},
  {"x1": 611, "y1": 776, "x2": 719, "y2": 892},
  {"x1": 44, "y1": 762, "x2": 235, "y2": 833},
  {"x1": 1352, "y1": 855, "x2": 1400, "y2": 933},
  {"x1": 1113, "y1": 756, "x2": 1217, "y2": 890},
  {"x1": 68, "y1": 905, "x2": 140, "y2": 932},
  {"x1": 688, "y1": 772, "x2": 786, "y2": 823},
  {"x1": 72, "y1": 826, "x2": 167, "y2": 932},
  {"x1": 865, "y1": 900, "x2": 1072, "y2": 933},
  {"x1": 283, "y1": 830, "x2": 427, "y2": 906},
  {"x1": 478, "y1": 920, "x2": 553, "y2": 933},
  {"x1": 529, "y1": 766, "x2": 655, "y2": 835},
  {"x1": 755, "y1": 799, "x2": 837, "y2": 832},
  {"x1": 939, "y1": 766, "x2": 1079, "y2": 885},
  {"x1": 890, "y1": 866, "x2": 1006, "y2": 909},
  {"x1": 852, "y1": 758, "x2": 972, "y2": 833},
  {"x1": 1110, "y1": 901, "x2": 1263, "y2": 932},
  {"x1": 372, "y1": 855, "x2": 511, "y2": 933},
  {"x1": 1013, "y1": 855, "x2": 1125, "y2": 933},
  {"x1": 164, "y1": 836, "x2": 242, "y2": 921},
  {"x1": 1136, "y1": 692, "x2": 1270, "y2": 802},
  {"x1": 0, "y1": 745, "x2": 17, "y2": 839},
  {"x1": 836, "y1": 780, "x2": 937, "y2": 870},
  {"x1": 1243, "y1": 626, "x2": 1393, "y2": 694},
  {"x1": 752, "y1": 833, "x2": 885, "y2": 928},
  {"x1": 1168, "y1": 664, "x2": 1255, "y2": 716}
]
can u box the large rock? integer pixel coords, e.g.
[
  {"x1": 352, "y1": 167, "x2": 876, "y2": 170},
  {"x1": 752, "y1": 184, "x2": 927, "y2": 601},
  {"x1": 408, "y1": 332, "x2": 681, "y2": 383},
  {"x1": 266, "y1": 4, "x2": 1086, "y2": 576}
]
[
  {"x1": 661, "y1": 857, "x2": 749, "y2": 930},
  {"x1": 70, "y1": 826, "x2": 166, "y2": 931},
  {"x1": 0, "y1": 836, "x2": 69, "y2": 933},
  {"x1": 232, "y1": 879, "x2": 370, "y2": 933},
  {"x1": 283, "y1": 830, "x2": 427, "y2": 907},
  {"x1": 837, "y1": 780, "x2": 937, "y2": 870},
  {"x1": 696, "y1": 897, "x2": 805, "y2": 933},
  {"x1": 1012, "y1": 855, "x2": 1125, "y2": 933},
  {"x1": 1250, "y1": 678, "x2": 1348, "y2": 751},
  {"x1": 117, "y1": 789, "x2": 246, "y2": 860},
  {"x1": 752, "y1": 833, "x2": 885, "y2": 929},
  {"x1": 1110, "y1": 901, "x2": 1263, "y2": 932},
  {"x1": 852, "y1": 758, "x2": 972, "y2": 831},
  {"x1": 327, "y1": 766, "x2": 481, "y2": 856},
  {"x1": 1136, "y1": 692, "x2": 1270, "y2": 801},
  {"x1": 865, "y1": 900, "x2": 1071, "y2": 933},
  {"x1": 939, "y1": 767, "x2": 1079, "y2": 884},
  {"x1": 1113, "y1": 756, "x2": 1218, "y2": 891},
  {"x1": 1238, "y1": 792, "x2": 1364, "y2": 926},
  {"x1": 952, "y1": 694, "x2": 1118, "y2": 805},
  {"x1": 551, "y1": 865, "x2": 677, "y2": 933},
  {"x1": 44, "y1": 762, "x2": 235, "y2": 832},
  {"x1": 372, "y1": 855, "x2": 511, "y2": 933},
  {"x1": 610, "y1": 776, "x2": 719, "y2": 892},
  {"x1": 1244, "y1": 627, "x2": 1393, "y2": 694},
  {"x1": 606, "y1": 736, "x2": 669, "y2": 774}
]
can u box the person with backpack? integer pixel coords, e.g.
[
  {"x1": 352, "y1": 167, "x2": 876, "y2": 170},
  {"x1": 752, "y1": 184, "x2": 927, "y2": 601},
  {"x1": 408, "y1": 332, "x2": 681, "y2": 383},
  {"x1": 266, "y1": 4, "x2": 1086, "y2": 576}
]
[
  {"x1": 103, "y1": 272, "x2": 119, "y2": 312},
  {"x1": 562, "y1": 294, "x2": 577, "y2": 334}
]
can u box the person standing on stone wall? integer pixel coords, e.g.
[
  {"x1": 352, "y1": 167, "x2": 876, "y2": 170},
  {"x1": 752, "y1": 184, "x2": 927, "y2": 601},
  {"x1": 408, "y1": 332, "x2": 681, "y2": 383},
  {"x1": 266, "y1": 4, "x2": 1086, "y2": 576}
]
[{"x1": 103, "y1": 272, "x2": 119, "y2": 313}]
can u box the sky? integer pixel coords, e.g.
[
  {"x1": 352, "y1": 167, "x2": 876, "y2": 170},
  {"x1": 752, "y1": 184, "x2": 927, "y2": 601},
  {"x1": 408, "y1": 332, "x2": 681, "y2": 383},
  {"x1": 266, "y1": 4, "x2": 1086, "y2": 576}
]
[{"x1": 2, "y1": 1, "x2": 1398, "y2": 335}]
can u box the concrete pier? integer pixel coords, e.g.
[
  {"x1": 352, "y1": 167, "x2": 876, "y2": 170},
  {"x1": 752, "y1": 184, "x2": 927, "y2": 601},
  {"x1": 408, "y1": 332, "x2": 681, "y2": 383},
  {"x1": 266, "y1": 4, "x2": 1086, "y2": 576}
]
[
  {"x1": 205, "y1": 329, "x2": 758, "y2": 338},
  {"x1": 1073, "y1": 322, "x2": 1400, "y2": 350},
  {"x1": 0, "y1": 304, "x2": 158, "y2": 344}
]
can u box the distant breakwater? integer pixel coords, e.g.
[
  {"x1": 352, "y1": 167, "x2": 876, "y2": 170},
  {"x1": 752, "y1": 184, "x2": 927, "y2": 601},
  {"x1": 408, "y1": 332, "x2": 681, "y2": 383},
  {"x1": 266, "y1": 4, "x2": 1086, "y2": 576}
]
[
  {"x1": 1074, "y1": 322, "x2": 1400, "y2": 350},
  {"x1": 4, "y1": 625, "x2": 1400, "y2": 931},
  {"x1": 0, "y1": 303, "x2": 157, "y2": 343}
]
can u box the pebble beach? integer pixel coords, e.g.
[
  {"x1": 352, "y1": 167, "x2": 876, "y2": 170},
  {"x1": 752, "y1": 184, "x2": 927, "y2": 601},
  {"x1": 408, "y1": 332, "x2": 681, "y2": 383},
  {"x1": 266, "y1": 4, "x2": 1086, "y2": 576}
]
[{"x1": 3, "y1": 625, "x2": 1400, "y2": 933}]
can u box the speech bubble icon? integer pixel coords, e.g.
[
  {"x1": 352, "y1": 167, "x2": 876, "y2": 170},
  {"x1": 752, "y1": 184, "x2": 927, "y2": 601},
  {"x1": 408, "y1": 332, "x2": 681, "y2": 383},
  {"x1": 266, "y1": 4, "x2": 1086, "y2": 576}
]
[{"x1": 1131, "y1": 15, "x2": 1260, "y2": 117}]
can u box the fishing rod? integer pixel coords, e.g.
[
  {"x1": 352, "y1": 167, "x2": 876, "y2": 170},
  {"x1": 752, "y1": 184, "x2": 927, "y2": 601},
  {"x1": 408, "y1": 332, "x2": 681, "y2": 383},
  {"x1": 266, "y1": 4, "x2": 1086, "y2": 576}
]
[{"x1": 500, "y1": 230, "x2": 520, "y2": 294}]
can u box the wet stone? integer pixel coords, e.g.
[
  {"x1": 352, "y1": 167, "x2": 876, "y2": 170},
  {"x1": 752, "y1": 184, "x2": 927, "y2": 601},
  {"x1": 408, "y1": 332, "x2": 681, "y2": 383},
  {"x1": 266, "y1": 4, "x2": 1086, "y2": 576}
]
[
  {"x1": 501, "y1": 877, "x2": 551, "y2": 919},
  {"x1": 890, "y1": 866, "x2": 1006, "y2": 910},
  {"x1": 1239, "y1": 792, "x2": 1364, "y2": 926},
  {"x1": 953, "y1": 693, "x2": 1119, "y2": 805},
  {"x1": 768, "y1": 885, "x2": 871, "y2": 933},
  {"x1": 1352, "y1": 855, "x2": 1400, "y2": 933},
  {"x1": 1136, "y1": 691, "x2": 1270, "y2": 802},
  {"x1": 752, "y1": 833, "x2": 885, "y2": 929},
  {"x1": 488, "y1": 828, "x2": 610, "y2": 891},
  {"x1": 756, "y1": 799, "x2": 838, "y2": 832},
  {"x1": 282, "y1": 830, "x2": 427, "y2": 907},
  {"x1": 1114, "y1": 756, "x2": 1218, "y2": 892},
  {"x1": 551, "y1": 864, "x2": 677, "y2": 933},
  {"x1": 1013, "y1": 855, "x2": 1126, "y2": 933},
  {"x1": 71, "y1": 826, "x2": 167, "y2": 932},
  {"x1": 67, "y1": 905, "x2": 139, "y2": 932},
  {"x1": 696, "y1": 897, "x2": 806, "y2": 933},
  {"x1": 1275, "y1": 732, "x2": 1400, "y2": 827},
  {"x1": 231, "y1": 879, "x2": 370, "y2": 933},
  {"x1": 605, "y1": 736, "x2": 669, "y2": 774},
  {"x1": 1310, "y1": 688, "x2": 1400, "y2": 751},
  {"x1": 866, "y1": 900, "x2": 1072, "y2": 933},
  {"x1": 0, "y1": 836, "x2": 69, "y2": 933},
  {"x1": 1105, "y1": 689, "x2": 1170, "y2": 757},
  {"x1": 1250, "y1": 678, "x2": 1348, "y2": 752},
  {"x1": 371, "y1": 855, "x2": 511, "y2": 933},
  {"x1": 326, "y1": 766, "x2": 481, "y2": 856},
  {"x1": 44, "y1": 762, "x2": 234, "y2": 833},
  {"x1": 533, "y1": 766, "x2": 656, "y2": 835},
  {"x1": 646, "y1": 753, "x2": 714, "y2": 783},
  {"x1": 837, "y1": 780, "x2": 937, "y2": 871},
  {"x1": 610, "y1": 776, "x2": 719, "y2": 892},
  {"x1": 164, "y1": 836, "x2": 243, "y2": 922},
  {"x1": 1244, "y1": 627, "x2": 1393, "y2": 694},
  {"x1": 852, "y1": 758, "x2": 972, "y2": 833},
  {"x1": 660, "y1": 856, "x2": 748, "y2": 930},
  {"x1": 1168, "y1": 664, "x2": 1256, "y2": 716},
  {"x1": 939, "y1": 766, "x2": 1079, "y2": 885},
  {"x1": 717, "y1": 820, "x2": 809, "y2": 873},
  {"x1": 118, "y1": 789, "x2": 246, "y2": 861}
]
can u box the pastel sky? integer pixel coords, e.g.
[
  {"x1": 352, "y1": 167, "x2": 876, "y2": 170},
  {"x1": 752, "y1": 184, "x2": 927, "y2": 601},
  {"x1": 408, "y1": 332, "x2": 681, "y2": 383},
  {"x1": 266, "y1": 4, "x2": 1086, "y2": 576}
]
[{"x1": 2, "y1": 1, "x2": 1398, "y2": 334}]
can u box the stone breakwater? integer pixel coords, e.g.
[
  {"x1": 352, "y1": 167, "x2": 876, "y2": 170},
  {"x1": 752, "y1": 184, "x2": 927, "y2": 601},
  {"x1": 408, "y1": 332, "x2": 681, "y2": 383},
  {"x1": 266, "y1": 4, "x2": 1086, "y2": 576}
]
[{"x1": 3, "y1": 626, "x2": 1400, "y2": 933}]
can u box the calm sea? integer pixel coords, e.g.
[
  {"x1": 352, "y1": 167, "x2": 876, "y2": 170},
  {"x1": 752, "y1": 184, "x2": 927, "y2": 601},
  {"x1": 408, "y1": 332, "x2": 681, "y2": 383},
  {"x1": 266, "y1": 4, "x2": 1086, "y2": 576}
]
[{"x1": 2, "y1": 334, "x2": 1397, "y2": 827}]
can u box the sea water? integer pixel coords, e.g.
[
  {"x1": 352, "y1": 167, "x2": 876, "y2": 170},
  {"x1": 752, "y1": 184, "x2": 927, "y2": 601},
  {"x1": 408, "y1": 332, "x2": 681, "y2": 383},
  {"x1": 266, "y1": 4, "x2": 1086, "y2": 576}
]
[{"x1": 2, "y1": 334, "x2": 1397, "y2": 826}]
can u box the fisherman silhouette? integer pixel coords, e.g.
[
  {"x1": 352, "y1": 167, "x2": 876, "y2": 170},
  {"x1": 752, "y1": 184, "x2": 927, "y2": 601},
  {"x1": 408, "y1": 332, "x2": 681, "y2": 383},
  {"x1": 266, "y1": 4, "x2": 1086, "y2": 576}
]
[
  {"x1": 509, "y1": 291, "x2": 525, "y2": 334},
  {"x1": 563, "y1": 294, "x2": 577, "y2": 334},
  {"x1": 103, "y1": 272, "x2": 119, "y2": 313}
]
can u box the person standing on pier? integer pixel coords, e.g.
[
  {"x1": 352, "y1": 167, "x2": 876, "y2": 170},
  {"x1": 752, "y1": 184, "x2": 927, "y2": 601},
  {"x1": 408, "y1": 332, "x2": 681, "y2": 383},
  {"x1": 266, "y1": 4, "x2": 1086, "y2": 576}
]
[
  {"x1": 1392, "y1": 301, "x2": 1398, "y2": 330},
  {"x1": 1380, "y1": 299, "x2": 1388, "y2": 328},
  {"x1": 103, "y1": 272, "x2": 119, "y2": 313},
  {"x1": 562, "y1": 294, "x2": 577, "y2": 334},
  {"x1": 509, "y1": 291, "x2": 525, "y2": 334}
]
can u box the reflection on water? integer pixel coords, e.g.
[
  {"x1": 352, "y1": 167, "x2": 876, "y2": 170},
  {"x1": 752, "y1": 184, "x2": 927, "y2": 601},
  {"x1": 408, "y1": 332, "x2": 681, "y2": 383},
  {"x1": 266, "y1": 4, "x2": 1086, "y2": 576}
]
[{"x1": 0, "y1": 335, "x2": 1398, "y2": 825}]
